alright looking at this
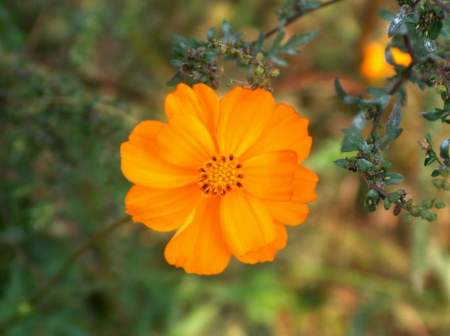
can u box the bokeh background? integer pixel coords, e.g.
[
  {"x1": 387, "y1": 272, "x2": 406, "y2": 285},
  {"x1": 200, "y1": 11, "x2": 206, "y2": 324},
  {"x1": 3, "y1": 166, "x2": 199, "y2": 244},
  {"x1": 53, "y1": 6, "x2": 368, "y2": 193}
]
[{"x1": 1, "y1": 0, "x2": 449, "y2": 335}]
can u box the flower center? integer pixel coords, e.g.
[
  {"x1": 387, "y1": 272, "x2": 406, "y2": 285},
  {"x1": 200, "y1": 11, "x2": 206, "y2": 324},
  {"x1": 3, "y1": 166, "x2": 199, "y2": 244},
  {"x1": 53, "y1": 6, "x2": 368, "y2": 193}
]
[{"x1": 198, "y1": 155, "x2": 243, "y2": 196}]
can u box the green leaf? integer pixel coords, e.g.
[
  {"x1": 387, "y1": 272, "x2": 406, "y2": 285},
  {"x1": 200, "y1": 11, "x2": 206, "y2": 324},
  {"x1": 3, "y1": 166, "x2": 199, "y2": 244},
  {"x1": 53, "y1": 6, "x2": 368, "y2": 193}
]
[
  {"x1": 280, "y1": 31, "x2": 318, "y2": 55},
  {"x1": 380, "y1": 102, "x2": 403, "y2": 149},
  {"x1": 384, "y1": 172, "x2": 404, "y2": 185},
  {"x1": 422, "y1": 107, "x2": 450, "y2": 123},
  {"x1": 341, "y1": 128, "x2": 365, "y2": 152},
  {"x1": 356, "y1": 158, "x2": 373, "y2": 172},
  {"x1": 428, "y1": 16, "x2": 443, "y2": 40},
  {"x1": 271, "y1": 30, "x2": 285, "y2": 51},
  {"x1": 431, "y1": 169, "x2": 441, "y2": 177},
  {"x1": 435, "y1": 200, "x2": 446, "y2": 209},
  {"x1": 334, "y1": 158, "x2": 349, "y2": 169}
]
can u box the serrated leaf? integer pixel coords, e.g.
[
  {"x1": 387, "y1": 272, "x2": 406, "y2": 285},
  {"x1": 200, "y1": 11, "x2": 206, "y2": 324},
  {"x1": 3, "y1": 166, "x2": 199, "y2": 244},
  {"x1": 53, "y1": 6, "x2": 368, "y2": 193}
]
[
  {"x1": 341, "y1": 128, "x2": 365, "y2": 152},
  {"x1": 271, "y1": 30, "x2": 285, "y2": 51},
  {"x1": 422, "y1": 110, "x2": 443, "y2": 121},
  {"x1": 334, "y1": 158, "x2": 348, "y2": 169},
  {"x1": 384, "y1": 172, "x2": 404, "y2": 185},
  {"x1": 356, "y1": 158, "x2": 373, "y2": 172},
  {"x1": 280, "y1": 31, "x2": 317, "y2": 55}
]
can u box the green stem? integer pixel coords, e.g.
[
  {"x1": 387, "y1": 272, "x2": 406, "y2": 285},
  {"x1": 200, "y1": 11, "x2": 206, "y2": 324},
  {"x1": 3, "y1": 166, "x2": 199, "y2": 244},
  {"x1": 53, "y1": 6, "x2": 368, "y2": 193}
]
[{"x1": 0, "y1": 216, "x2": 130, "y2": 332}]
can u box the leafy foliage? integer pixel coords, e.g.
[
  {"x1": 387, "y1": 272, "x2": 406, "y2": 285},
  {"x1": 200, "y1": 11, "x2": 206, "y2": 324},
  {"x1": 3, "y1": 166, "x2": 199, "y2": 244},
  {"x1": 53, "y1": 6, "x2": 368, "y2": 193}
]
[
  {"x1": 334, "y1": 0, "x2": 449, "y2": 221},
  {"x1": 0, "y1": 0, "x2": 449, "y2": 335}
]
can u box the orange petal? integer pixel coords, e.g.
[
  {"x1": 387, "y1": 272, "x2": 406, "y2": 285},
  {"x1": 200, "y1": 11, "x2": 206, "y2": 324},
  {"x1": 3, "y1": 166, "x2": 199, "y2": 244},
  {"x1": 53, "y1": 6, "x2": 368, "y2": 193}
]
[
  {"x1": 220, "y1": 190, "x2": 277, "y2": 256},
  {"x1": 264, "y1": 200, "x2": 309, "y2": 226},
  {"x1": 241, "y1": 151, "x2": 297, "y2": 201},
  {"x1": 164, "y1": 197, "x2": 230, "y2": 275},
  {"x1": 125, "y1": 184, "x2": 200, "y2": 232},
  {"x1": 243, "y1": 103, "x2": 312, "y2": 162},
  {"x1": 236, "y1": 223, "x2": 287, "y2": 264},
  {"x1": 127, "y1": 120, "x2": 164, "y2": 150},
  {"x1": 292, "y1": 166, "x2": 319, "y2": 203},
  {"x1": 156, "y1": 113, "x2": 216, "y2": 168},
  {"x1": 120, "y1": 122, "x2": 198, "y2": 188},
  {"x1": 217, "y1": 87, "x2": 275, "y2": 157},
  {"x1": 263, "y1": 165, "x2": 317, "y2": 226},
  {"x1": 164, "y1": 83, "x2": 220, "y2": 136},
  {"x1": 193, "y1": 83, "x2": 220, "y2": 134}
]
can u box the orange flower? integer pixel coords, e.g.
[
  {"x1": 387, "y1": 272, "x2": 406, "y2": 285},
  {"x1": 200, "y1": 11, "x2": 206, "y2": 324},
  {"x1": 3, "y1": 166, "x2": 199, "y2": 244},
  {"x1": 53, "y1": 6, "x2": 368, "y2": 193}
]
[
  {"x1": 360, "y1": 40, "x2": 412, "y2": 81},
  {"x1": 120, "y1": 83, "x2": 318, "y2": 275}
]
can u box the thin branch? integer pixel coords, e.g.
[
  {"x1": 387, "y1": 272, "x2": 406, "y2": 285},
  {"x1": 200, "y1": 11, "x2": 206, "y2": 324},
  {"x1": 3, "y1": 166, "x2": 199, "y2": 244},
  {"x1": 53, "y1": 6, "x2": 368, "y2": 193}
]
[
  {"x1": 0, "y1": 216, "x2": 130, "y2": 332},
  {"x1": 263, "y1": 0, "x2": 344, "y2": 39}
]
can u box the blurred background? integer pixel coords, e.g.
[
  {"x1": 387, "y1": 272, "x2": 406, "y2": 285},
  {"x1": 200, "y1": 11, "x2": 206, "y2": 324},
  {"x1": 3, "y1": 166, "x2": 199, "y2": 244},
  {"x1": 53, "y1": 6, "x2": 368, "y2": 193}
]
[{"x1": 1, "y1": 0, "x2": 449, "y2": 335}]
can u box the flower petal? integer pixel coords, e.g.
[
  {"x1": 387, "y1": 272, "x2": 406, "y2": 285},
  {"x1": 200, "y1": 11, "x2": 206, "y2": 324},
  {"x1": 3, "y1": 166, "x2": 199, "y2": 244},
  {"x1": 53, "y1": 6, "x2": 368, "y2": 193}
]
[
  {"x1": 127, "y1": 120, "x2": 164, "y2": 149},
  {"x1": 292, "y1": 166, "x2": 319, "y2": 203},
  {"x1": 236, "y1": 223, "x2": 287, "y2": 264},
  {"x1": 243, "y1": 103, "x2": 312, "y2": 162},
  {"x1": 193, "y1": 83, "x2": 220, "y2": 134},
  {"x1": 120, "y1": 122, "x2": 198, "y2": 188},
  {"x1": 125, "y1": 185, "x2": 201, "y2": 232},
  {"x1": 164, "y1": 83, "x2": 220, "y2": 136},
  {"x1": 241, "y1": 151, "x2": 297, "y2": 201},
  {"x1": 164, "y1": 197, "x2": 231, "y2": 275},
  {"x1": 217, "y1": 87, "x2": 275, "y2": 157},
  {"x1": 264, "y1": 200, "x2": 309, "y2": 226},
  {"x1": 220, "y1": 190, "x2": 277, "y2": 256},
  {"x1": 263, "y1": 165, "x2": 317, "y2": 226},
  {"x1": 156, "y1": 113, "x2": 216, "y2": 168}
]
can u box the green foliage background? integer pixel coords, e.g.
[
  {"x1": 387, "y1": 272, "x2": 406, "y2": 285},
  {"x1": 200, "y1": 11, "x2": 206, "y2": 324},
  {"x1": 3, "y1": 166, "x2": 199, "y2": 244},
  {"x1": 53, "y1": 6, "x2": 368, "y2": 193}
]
[{"x1": 0, "y1": 0, "x2": 449, "y2": 335}]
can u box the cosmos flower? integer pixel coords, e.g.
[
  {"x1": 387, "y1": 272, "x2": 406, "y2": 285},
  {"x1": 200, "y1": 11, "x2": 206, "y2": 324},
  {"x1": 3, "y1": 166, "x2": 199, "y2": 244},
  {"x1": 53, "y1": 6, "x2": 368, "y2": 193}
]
[{"x1": 120, "y1": 83, "x2": 318, "y2": 275}]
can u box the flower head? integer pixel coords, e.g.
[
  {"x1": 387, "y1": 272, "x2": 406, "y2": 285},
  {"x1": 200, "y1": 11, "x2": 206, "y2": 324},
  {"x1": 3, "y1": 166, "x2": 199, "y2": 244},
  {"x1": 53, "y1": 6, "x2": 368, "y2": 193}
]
[
  {"x1": 360, "y1": 40, "x2": 412, "y2": 82},
  {"x1": 120, "y1": 83, "x2": 318, "y2": 275}
]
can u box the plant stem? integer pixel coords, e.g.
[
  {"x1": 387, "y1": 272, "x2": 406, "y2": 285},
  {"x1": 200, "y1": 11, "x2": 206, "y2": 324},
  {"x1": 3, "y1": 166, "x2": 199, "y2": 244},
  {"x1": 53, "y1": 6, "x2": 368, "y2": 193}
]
[
  {"x1": 0, "y1": 216, "x2": 130, "y2": 332},
  {"x1": 263, "y1": 0, "x2": 344, "y2": 39}
]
